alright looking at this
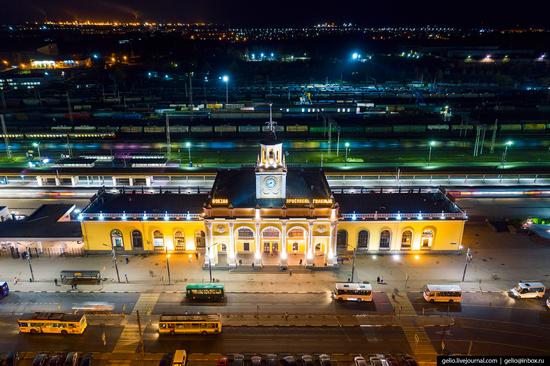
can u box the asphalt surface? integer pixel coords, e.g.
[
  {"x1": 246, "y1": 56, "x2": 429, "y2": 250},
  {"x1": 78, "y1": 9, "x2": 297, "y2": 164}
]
[{"x1": 1, "y1": 292, "x2": 549, "y2": 355}]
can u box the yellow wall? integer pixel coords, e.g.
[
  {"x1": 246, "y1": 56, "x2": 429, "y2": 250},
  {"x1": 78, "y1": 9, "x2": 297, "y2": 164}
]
[
  {"x1": 81, "y1": 220, "x2": 206, "y2": 252},
  {"x1": 336, "y1": 220, "x2": 465, "y2": 251}
]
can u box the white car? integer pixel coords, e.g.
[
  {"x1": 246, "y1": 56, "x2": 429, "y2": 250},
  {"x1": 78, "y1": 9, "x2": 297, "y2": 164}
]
[{"x1": 546, "y1": 298, "x2": 550, "y2": 309}]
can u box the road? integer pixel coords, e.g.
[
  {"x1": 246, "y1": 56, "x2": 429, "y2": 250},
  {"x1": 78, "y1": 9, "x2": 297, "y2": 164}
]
[{"x1": 0, "y1": 291, "x2": 549, "y2": 355}]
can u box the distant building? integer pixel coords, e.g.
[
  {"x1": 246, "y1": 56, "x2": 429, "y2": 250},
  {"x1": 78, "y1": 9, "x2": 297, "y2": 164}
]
[{"x1": 79, "y1": 134, "x2": 467, "y2": 267}]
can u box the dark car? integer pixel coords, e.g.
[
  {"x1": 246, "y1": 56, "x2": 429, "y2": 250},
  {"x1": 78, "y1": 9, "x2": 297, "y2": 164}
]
[
  {"x1": 282, "y1": 356, "x2": 296, "y2": 366},
  {"x1": 79, "y1": 354, "x2": 92, "y2": 366},
  {"x1": 63, "y1": 353, "x2": 78, "y2": 366},
  {"x1": 48, "y1": 354, "x2": 66, "y2": 366},
  {"x1": 301, "y1": 355, "x2": 314, "y2": 366},
  {"x1": 383, "y1": 356, "x2": 399, "y2": 366},
  {"x1": 266, "y1": 354, "x2": 278, "y2": 366},
  {"x1": 319, "y1": 354, "x2": 332, "y2": 366},
  {"x1": 251, "y1": 356, "x2": 262, "y2": 366},
  {"x1": 232, "y1": 354, "x2": 244, "y2": 366},
  {"x1": 0, "y1": 353, "x2": 19, "y2": 366},
  {"x1": 32, "y1": 354, "x2": 49, "y2": 366},
  {"x1": 158, "y1": 353, "x2": 173, "y2": 366},
  {"x1": 354, "y1": 356, "x2": 368, "y2": 366}
]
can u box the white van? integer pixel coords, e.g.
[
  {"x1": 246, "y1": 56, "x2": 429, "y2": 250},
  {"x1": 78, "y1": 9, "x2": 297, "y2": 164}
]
[
  {"x1": 509, "y1": 281, "x2": 545, "y2": 299},
  {"x1": 423, "y1": 284, "x2": 462, "y2": 303}
]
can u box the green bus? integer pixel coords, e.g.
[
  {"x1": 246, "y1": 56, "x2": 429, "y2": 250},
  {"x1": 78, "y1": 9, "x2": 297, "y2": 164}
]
[{"x1": 185, "y1": 283, "x2": 225, "y2": 302}]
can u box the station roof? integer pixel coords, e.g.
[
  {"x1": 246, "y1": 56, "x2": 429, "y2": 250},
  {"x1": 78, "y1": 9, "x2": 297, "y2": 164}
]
[
  {"x1": 82, "y1": 191, "x2": 207, "y2": 215},
  {"x1": 335, "y1": 191, "x2": 462, "y2": 215},
  {"x1": 210, "y1": 168, "x2": 331, "y2": 208},
  {"x1": 0, "y1": 204, "x2": 82, "y2": 240}
]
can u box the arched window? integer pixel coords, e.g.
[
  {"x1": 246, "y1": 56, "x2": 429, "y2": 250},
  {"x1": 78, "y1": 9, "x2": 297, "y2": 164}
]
[
  {"x1": 237, "y1": 227, "x2": 254, "y2": 239},
  {"x1": 131, "y1": 230, "x2": 143, "y2": 248},
  {"x1": 153, "y1": 230, "x2": 164, "y2": 248},
  {"x1": 421, "y1": 229, "x2": 434, "y2": 249},
  {"x1": 337, "y1": 230, "x2": 348, "y2": 251},
  {"x1": 357, "y1": 230, "x2": 369, "y2": 250},
  {"x1": 111, "y1": 229, "x2": 123, "y2": 248},
  {"x1": 174, "y1": 231, "x2": 185, "y2": 250},
  {"x1": 401, "y1": 230, "x2": 413, "y2": 250},
  {"x1": 379, "y1": 230, "x2": 391, "y2": 250},
  {"x1": 195, "y1": 230, "x2": 206, "y2": 249}
]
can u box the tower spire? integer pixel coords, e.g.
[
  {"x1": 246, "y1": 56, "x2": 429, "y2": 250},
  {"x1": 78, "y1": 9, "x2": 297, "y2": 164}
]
[{"x1": 265, "y1": 103, "x2": 277, "y2": 138}]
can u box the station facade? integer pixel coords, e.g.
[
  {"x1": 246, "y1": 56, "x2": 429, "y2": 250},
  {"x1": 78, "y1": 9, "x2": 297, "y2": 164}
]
[{"x1": 79, "y1": 137, "x2": 467, "y2": 267}]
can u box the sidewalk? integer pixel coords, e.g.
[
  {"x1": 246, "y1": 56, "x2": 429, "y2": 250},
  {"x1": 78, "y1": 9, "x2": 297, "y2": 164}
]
[{"x1": 2, "y1": 223, "x2": 549, "y2": 294}]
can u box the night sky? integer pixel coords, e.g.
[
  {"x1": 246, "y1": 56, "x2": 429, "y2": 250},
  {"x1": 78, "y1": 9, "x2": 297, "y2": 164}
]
[{"x1": 2, "y1": 0, "x2": 550, "y2": 26}]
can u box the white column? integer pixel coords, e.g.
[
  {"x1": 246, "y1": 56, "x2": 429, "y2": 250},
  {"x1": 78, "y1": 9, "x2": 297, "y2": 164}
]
[
  {"x1": 228, "y1": 222, "x2": 236, "y2": 267},
  {"x1": 70, "y1": 176, "x2": 78, "y2": 187},
  {"x1": 254, "y1": 222, "x2": 262, "y2": 266},
  {"x1": 306, "y1": 221, "x2": 314, "y2": 266},
  {"x1": 328, "y1": 222, "x2": 337, "y2": 266},
  {"x1": 54, "y1": 177, "x2": 60, "y2": 186},
  {"x1": 205, "y1": 221, "x2": 218, "y2": 265},
  {"x1": 280, "y1": 221, "x2": 288, "y2": 267},
  {"x1": 36, "y1": 176, "x2": 43, "y2": 187},
  {"x1": 145, "y1": 176, "x2": 152, "y2": 187},
  {"x1": 112, "y1": 177, "x2": 117, "y2": 187},
  {"x1": 129, "y1": 178, "x2": 134, "y2": 186}
]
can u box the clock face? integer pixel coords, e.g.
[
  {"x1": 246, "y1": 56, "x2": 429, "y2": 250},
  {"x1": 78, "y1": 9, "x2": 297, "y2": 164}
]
[{"x1": 265, "y1": 176, "x2": 277, "y2": 189}]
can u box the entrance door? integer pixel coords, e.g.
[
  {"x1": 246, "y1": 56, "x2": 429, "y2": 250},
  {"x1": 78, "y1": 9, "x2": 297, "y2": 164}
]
[
  {"x1": 264, "y1": 242, "x2": 271, "y2": 253},
  {"x1": 272, "y1": 242, "x2": 278, "y2": 253}
]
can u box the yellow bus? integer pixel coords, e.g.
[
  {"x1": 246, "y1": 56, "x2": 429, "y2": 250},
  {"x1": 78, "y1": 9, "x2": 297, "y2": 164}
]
[
  {"x1": 158, "y1": 313, "x2": 222, "y2": 335},
  {"x1": 17, "y1": 312, "x2": 88, "y2": 335}
]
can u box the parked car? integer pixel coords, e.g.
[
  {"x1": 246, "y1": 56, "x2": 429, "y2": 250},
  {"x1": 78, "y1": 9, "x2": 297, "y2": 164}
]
[
  {"x1": 48, "y1": 354, "x2": 66, "y2": 366},
  {"x1": 383, "y1": 355, "x2": 399, "y2": 366},
  {"x1": 319, "y1": 354, "x2": 332, "y2": 366},
  {"x1": 33, "y1": 354, "x2": 49, "y2": 366},
  {"x1": 0, "y1": 352, "x2": 19, "y2": 366},
  {"x1": 158, "y1": 353, "x2": 173, "y2": 366},
  {"x1": 172, "y1": 350, "x2": 187, "y2": 366},
  {"x1": 281, "y1": 356, "x2": 296, "y2": 366},
  {"x1": 354, "y1": 356, "x2": 368, "y2": 366},
  {"x1": 301, "y1": 355, "x2": 314, "y2": 366},
  {"x1": 63, "y1": 353, "x2": 79, "y2": 366},
  {"x1": 266, "y1": 354, "x2": 278, "y2": 366},
  {"x1": 251, "y1": 356, "x2": 262, "y2": 366},
  {"x1": 546, "y1": 297, "x2": 550, "y2": 309},
  {"x1": 216, "y1": 358, "x2": 228, "y2": 366},
  {"x1": 233, "y1": 354, "x2": 244, "y2": 366},
  {"x1": 78, "y1": 354, "x2": 92, "y2": 366}
]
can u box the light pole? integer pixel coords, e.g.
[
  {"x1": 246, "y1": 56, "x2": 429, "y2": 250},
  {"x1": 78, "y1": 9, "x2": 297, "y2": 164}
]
[
  {"x1": 350, "y1": 247, "x2": 357, "y2": 283},
  {"x1": 32, "y1": 142, "x2": 41, "y2": 159},
  {"x1": 165, "y1": 248, "x2": 171, "y2": 285},
  {"x1": 501, "y1": 140, "x2": 513, "y2": 166},
  {"x1": 428, "y1": 140, "x2": 436, "y2": 163},
  {"x1": 20, "y1": 244, "x2": 35, "y2": 282},
  {"x1": 221, "y1": 75, "x2": 229, "y2": 105},
  {"x1": 344, "y1": 142, "x2": 350, "y2": 161},
  {"x1": 185, "y1": 141, "x2": 192, "y2": 166},
  {"x1": 102, "y1": 243, "x2": 121, "y2": 283},
  {"x1": 461, "y1": 247, "x2": 473, "y2": 282}
]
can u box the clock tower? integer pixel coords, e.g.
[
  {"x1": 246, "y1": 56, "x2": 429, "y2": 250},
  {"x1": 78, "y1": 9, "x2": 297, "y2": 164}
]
[{"x1": 256, "y1": 107, "x2": 287, "y2": 199}]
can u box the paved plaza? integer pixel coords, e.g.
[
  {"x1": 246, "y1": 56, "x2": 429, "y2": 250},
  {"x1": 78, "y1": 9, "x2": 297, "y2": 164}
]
[{"x1": 1, "y1": 223, "x2": 549, "y2": 294}]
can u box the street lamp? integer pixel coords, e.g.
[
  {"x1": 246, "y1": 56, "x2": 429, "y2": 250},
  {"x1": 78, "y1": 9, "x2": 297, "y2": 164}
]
[
  {"x1": 501, "y1": 140, "x2": 513, "y2": 166},
  {"x1": 221, "y1": 75, "x2": 229, "y2": 105},
  {"x1": 20, "y1": 244, "x2": 35, "y2": 282},
  {"x1": 428, "y1": 140, "x2": 436, "y2": 163},
  {"x1": 165, "y1": 249, "x2": 171, "y2": 285},
  {"x1": 185, "y1": 141, "x2": 192, "y2": 166},
  {"x1": 344, "y1": 142, "x2": 350, "y2": 161},
  {"x1": 32, "y1": 142, "x2": 41, "y2": 159},
  {"x1": 102, "y1": 243, "x2": 121, "y2": 283}
]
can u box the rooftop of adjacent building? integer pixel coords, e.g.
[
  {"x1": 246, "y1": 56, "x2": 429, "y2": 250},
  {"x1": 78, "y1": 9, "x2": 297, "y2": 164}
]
[{"x1": 0, "y1": 204, "x2": 82, "y2": 239}]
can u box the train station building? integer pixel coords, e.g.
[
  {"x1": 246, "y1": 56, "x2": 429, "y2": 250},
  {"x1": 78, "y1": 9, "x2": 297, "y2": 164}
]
[{"x1": 79, "y1": 135, "x2": 467, "y2": 267}]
